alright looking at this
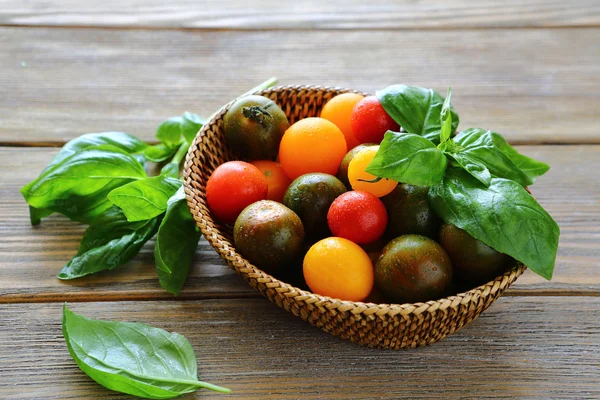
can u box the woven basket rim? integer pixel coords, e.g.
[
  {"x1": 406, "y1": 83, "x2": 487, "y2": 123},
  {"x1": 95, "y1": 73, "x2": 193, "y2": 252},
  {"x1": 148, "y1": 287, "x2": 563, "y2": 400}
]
[{"x1": 183, "y1": 84, "x2": 526, "y2": 318}]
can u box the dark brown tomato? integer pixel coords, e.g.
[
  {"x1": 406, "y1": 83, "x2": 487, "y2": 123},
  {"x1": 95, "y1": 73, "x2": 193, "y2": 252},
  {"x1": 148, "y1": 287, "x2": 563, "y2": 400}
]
[
  {"x1": 233, "y1": 200, "x2": 304, "y2": 274},
  {"x1": 283, "y1": 173, "x2": 347, "y2": 238},
  {"x1": 381, "y1": 184, "x2": 442, "y2": 240},
  {"x1": 439, "y1": 224, "x2": 512, "y2": 286},
  {"x1": 336, "y1": 143, "x2": 376, "y2": 188},
  {"x1": 224, "y1": 95, "x2": 289, "y2": 160},
  {"x1": 375, "y1": 235, "x2": 452, "y2": 303}
]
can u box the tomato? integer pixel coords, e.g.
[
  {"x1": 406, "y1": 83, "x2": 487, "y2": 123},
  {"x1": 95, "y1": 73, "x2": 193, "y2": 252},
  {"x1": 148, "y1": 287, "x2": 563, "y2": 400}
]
[
  {"x1": 250, "y1": 160, "x2": 291, "y2": 203},
  {"x1": 234, "y1": 200, "x2": 304, "y2": 274},
  {"x1": 320, "y1": 93, "x2": 365, "y2": 150},
  {"x1": 327, "y1": 191, "x2": 388, "y2": 244},
  {"x1": 303, "y1": 237, "x2": 374, "y2": 302},
  {"x1": 223, "y1": 95, "x2": 289, "y2": 160},
  {"x1": 279, "y1": 117, "x2": 347, "y2": 180},
  {"x1": 351, "y1": 96, "x2": 399, "y2": 144},
  {"x1": 347, "y1": 146, "x2": 397, "y2": 197},
  {"x1": 206, "y1": 161, "x2": 268, "y2": 224}
]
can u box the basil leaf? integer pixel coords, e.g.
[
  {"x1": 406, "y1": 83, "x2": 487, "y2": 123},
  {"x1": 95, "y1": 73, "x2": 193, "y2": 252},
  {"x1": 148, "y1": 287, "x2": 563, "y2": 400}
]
[
  {"x1": 160, "y1": 162, "x2": 180, "y2": 178},
  {"x1": 181, "y1": 112, "x2": 205, "y2": 143},
  {"x1": 446, "y1": 152, "x2": 492, "y2": 186},
  {"x1": 58, "y1": 206, "x2": 159, "y2": 279},
  {"x1": 143, "y1": 143, "x2": 178, "y2": 163},
  {"x1": 49, "y1": 132, "x2": 148, "y2": 169},
  {"x1": 485, "y1": 131, "x2": 550, "y2": 183},
  {"x1": 376, "y1": 85, "x2": 459, "y2": 142},
  {"x1": 439, "y1": 87, "x2": 453, "y2": 145},
  {"x1": 429, "y1": 168, "x2": 559, "y2": 280},
  {"x1": 155, "y1": 187, "x2": 201, "y2": 296},
  {"x1": 156, "y1": 117, "x2": 183, "y2": 148},
  {"x1": 454, "y1": 128, "x2": 537, "y2": 187},
  {"x1": 21, "y1": 145, "x2": 147, "y2": 223},
  {"x1": 366, "y1": 131, "x2": 447, "y2": 186},
  {"x1": 108, "y1": 175, "x2": 181, "y2": 222},
  {"x1": 29, "y1": 205, "x2": 53, "y2": 225},
  {"x1": 62, "y1": 304, "x2": 231, "y2": 398}
]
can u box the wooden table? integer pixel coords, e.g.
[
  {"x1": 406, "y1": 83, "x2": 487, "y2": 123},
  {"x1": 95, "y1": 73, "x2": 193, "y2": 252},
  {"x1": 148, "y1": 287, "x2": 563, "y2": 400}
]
[{"x1": 1, "y1": 1, "x2": 599, "y2": 398}]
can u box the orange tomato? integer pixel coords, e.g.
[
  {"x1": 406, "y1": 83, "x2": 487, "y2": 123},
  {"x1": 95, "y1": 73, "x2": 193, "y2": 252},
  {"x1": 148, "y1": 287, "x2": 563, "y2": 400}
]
[
  {"x1": 320, "y1": 93, "x2": 364, "y2": 150},
  {"x1": 348, "y1": 146, "x2": 397, "y2": 197},
  {"x1": 303, "y1": 237, "x2": 374, "y2": 302},
  {"x1": 279, "y1": 117, "x2": 347, "y2": 180},
  {"x1": 250, "y1": 160, "x2": 291, "y2": 203}
]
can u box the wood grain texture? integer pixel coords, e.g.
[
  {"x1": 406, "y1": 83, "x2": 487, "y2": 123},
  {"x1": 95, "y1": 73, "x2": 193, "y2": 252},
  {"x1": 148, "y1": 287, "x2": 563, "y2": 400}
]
[
  {"x1": 2, "y1": 27, "x2": 599, "y2": 145},
  {"x1": 1, "y1": 0, "x2": 599, "y2": 29},
  {"x1": 0, "y1": 297, "x2": 599, "y2": 399},
  {"x1": 1, "y1": 145, "x2": 599, "y2": 303}
]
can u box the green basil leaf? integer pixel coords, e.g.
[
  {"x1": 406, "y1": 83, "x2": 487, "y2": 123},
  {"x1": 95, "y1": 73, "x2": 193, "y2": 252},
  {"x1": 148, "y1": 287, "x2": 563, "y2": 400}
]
[
  {"x1": 429, "y1": 168, "x2": 559, "y2": 280},
  {"x1": 376, "y1": 85, "x2": 459, "y2": 142},
  {"x1": 156, "y1": 117, "x2": 183, "y2": 148},
  {"x1": 58, "y1": 206, "x2": 159, "y2": 279},
  {"x1": 446, "y1": 152, "x2": 492, "y2": 186},
  {"x1": 181, "y1": 112, "x2": 205, "y2": 143},
  {"x1": 439, "y1": 87, "x2": 453, "y2": 145},
  {"x1": 143, "y1": 143, "x2": 178, "y2": 163},
  {"x1": 48, "y1": 132, "x2": 148, "y2": 170},
  {"x1": 62, "y1": 304, "x2": 231, "y2": 398},
  {"x1": 454, "y1": 128, "x2": 538, "y2": 187},
  {"x1": 29, "y1": 205, "x2": 54, "y2": 225},
  {"x1": 366, "y1": 131, "x2": 447, "y2": 186},
  {"x1": 160, "y1": 162, "x2": 180, "y2": 178},
  {"x1": 21, "y1": 145, "x2": 147, "y2": 223},
  {"x1": 108, "y1": 175, "x2": 182, "y2": 222},
  {"x1": 155, "y1": 187, "x2": 201, "y2": 296},
  {"x1": 483, "y1": 130, "x2": 550, "y2": 183}
]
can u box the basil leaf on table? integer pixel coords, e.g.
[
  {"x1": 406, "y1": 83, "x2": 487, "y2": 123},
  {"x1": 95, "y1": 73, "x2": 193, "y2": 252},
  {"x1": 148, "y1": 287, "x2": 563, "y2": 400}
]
[
  {"x1": 428, "y1": 168, "x2": 559, "y2": 280},
  {"x1": 454, "y1": 128, "x2": 543, "y2": 187},
  {"x1": 155, "y1": 187, "x2": 202, "y2": 296},
  {"x1": 108, "y1": 175, "x2": 182, "y2": 222},
  {"x1": 58, "y1": 206, "x2": 159, "y2": 279},
  {"x1": 21, "y1": 145, "x2": 147, "y2": 223},
  {"x1": 28, "y1": 205, "x2": 54, "y2": 226},
  {"x1": 47, "y1": 132, "x2": 148, "y2": 170},
  {"x1": 366, "y1": 131, "x2": 447, "y2": 186},
  {"x1": 62, "y1": 304, "x2": 231, "y2": 398},
  {"x1": 376, "y1": 85, "x2": 459, "y2": 143},
  {"x1": 156, "y1": 117, "x2": 183, "y2": 148},
  {"x1": 180, "y1": 112, "x2": 205, "y2": 143},
  {"x1": 143, "y1": 143, "x2": 179, "y2": 163}
]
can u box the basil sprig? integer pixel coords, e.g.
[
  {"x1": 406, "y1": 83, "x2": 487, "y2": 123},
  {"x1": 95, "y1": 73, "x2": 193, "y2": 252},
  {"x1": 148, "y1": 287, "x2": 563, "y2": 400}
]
[
  {"x1": 63, "y1": 304, "x2": 231, "y2": 398},
  {"x1": 21, "y1": 78, "x2": 278, "y2": 293},
  {"x1": 367, "y1": 86, "x2": 558, "y2": 280}
]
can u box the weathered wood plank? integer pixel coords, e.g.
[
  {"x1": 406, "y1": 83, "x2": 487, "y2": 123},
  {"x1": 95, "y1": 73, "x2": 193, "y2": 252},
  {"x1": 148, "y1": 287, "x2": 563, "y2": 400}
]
[
  {"x1": 0, "y1": 297, "x2": 599, "y2": 399},
  {"x1": 1, "y1": 0, "x2": 599, "y2": 29},
  {"x1": 1, "y1": 145, "x2": 598, "y2": 302},
  {"x1": 2, "y1": 27, "x2": 599, "y2": 145}
]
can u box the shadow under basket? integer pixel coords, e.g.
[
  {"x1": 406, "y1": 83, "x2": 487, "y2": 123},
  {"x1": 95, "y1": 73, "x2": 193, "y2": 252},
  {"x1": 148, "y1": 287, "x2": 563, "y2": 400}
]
[{"x1": 183, "y1": 85, "x2": 526, "y2": 350}]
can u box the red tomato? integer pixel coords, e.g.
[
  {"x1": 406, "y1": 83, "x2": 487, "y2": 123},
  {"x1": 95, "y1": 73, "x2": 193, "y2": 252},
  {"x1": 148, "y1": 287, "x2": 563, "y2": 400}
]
[
  {"x1": 351, "y1": 96, "x2": 399, "y2": 144},
  {"x1": 206, "y1": 161, "x2": 268, "y2": 224},
  {"x1": 327, "y1": 191, "x2": 388, "y2": 244}
]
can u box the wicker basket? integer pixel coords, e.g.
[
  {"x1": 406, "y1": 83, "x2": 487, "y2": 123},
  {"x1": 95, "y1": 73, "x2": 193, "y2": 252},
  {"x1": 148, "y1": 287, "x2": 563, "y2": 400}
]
[{"x1": 183, "y1": 85, "x2": 526, "y2": 350}]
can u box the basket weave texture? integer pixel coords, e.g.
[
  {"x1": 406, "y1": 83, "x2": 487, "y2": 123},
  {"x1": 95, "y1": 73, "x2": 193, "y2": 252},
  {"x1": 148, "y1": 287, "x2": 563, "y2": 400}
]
[{"x1": 183, "y1": 85, "x2": 526, "y2": 350}]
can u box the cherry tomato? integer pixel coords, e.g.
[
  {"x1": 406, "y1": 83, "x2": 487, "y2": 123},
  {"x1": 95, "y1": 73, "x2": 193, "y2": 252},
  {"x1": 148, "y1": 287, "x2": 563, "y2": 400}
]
[
  {"x1": 351, "y1": 96, "x2": 399, "y2": 144},
  {"x1": 206, "y1": 161, "x2": 268, "y2": 224},
  {"x1": 250, "y1": 160, "x2": 291, "y2": 203},
  {"x1": 327, "y1": 191, "x2": 388, "y2": 244}
]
